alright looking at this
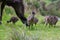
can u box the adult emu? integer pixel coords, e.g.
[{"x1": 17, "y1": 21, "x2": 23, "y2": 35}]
[{"x1": 0, "y1": 0, "x2": 28, "y2": 26}]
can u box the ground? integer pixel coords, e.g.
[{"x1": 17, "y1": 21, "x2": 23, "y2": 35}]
[{"x1": 0, "y1": 9, "x2": 60, "y2": 40}]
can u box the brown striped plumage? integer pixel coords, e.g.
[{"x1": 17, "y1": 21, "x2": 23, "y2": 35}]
[
  {"x1": 44, "y1": 16, "x2": 58, "y2": 26},
  {"x1": 27, "y1": 11, "x2": 38, "y2": 27},
  {"x1": 7, "y1": 17, "x2": 18, "y2": 24}
]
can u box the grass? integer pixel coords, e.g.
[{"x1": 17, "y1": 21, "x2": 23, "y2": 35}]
[
  {"x1": 0, "y1": 1, "x2": 60, "y2": 39},
  {"x1": 0, "y1": 10, "x2": 60, "y2": 40}
]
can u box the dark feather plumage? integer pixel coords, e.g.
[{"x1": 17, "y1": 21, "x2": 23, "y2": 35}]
[{"x1": 7, "y1": 17, "x2": 19, "y2": 24}]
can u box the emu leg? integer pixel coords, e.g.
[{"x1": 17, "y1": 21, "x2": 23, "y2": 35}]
[
  {"x1": 0, "y1": 2, "x2": 2, "y2": 24},
  {"x1": 0, "y1": 2, "x2": 5, "y2": 24},
  {"x1": 0, "y1": 3, "x2": 1, "y2": 11},
  {"x1": 13, "y1": 3, "x2": 28, "y2": 26}
]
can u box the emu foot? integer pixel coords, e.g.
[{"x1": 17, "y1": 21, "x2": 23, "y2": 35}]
[
  {"x1": 23, "y1": 21, "x2": 29, "y2": 26},
  {"x1": 26, "y1": 23, "x2": 29, "y2": 26}
]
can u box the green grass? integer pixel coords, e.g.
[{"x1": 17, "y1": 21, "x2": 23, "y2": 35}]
[
  {"x1": 0, "y1": 10, "x2": 60, "y2": 40},
  {"x1": 0, "y1": 1, "x2": 60, "y2": 39}
]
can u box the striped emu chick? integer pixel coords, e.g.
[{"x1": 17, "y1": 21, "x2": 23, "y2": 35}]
[
  {"x1": 7, "y1": 17, "x2": 18, "y2": 24},
  {"x1": 33, "y1": 17, "x2": 38, "y2": 25},
  {"x1": 27, "y1": 11, "x2": 36, "y2": 26},
  {"x1": 44, "y1": 16, "x2": 58, "y2": 26},
  {"x1": 51, "y1": 16, "x2": 58, "y2": 25},
  {"x1": 44, "y1": 16, "x2": 51, "y2": 25}
]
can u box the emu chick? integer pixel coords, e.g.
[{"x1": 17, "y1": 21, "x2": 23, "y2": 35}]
[
  {"x1": 33, "y1": 17, "x2": 38, "y2": 25},
  {"x1": 7, "y1": 17, "x2": 18, "y2": 24},
  {"x1": 44, "y1": 16, "x2": 58, "y2": 25},
  {"x1": 27, "y1": 11, "x2": 35, "y2": 26}
]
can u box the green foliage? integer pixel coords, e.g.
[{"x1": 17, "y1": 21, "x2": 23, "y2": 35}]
[
  {"x1": 33, "y1": 1, "x2": 40, "y2": 9},
  {"x1": 4, "y1": 6, "x2": 15, "y2": 15},
  {"x1": 26, "y1": 0, "x2": 30, "y2": 2},
  {"x1": 39, "y1": 0, "x2": 60, "y2": 17},
  {"x1": 48, "y1": 0, "x2": 57, "y2": 2}
]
